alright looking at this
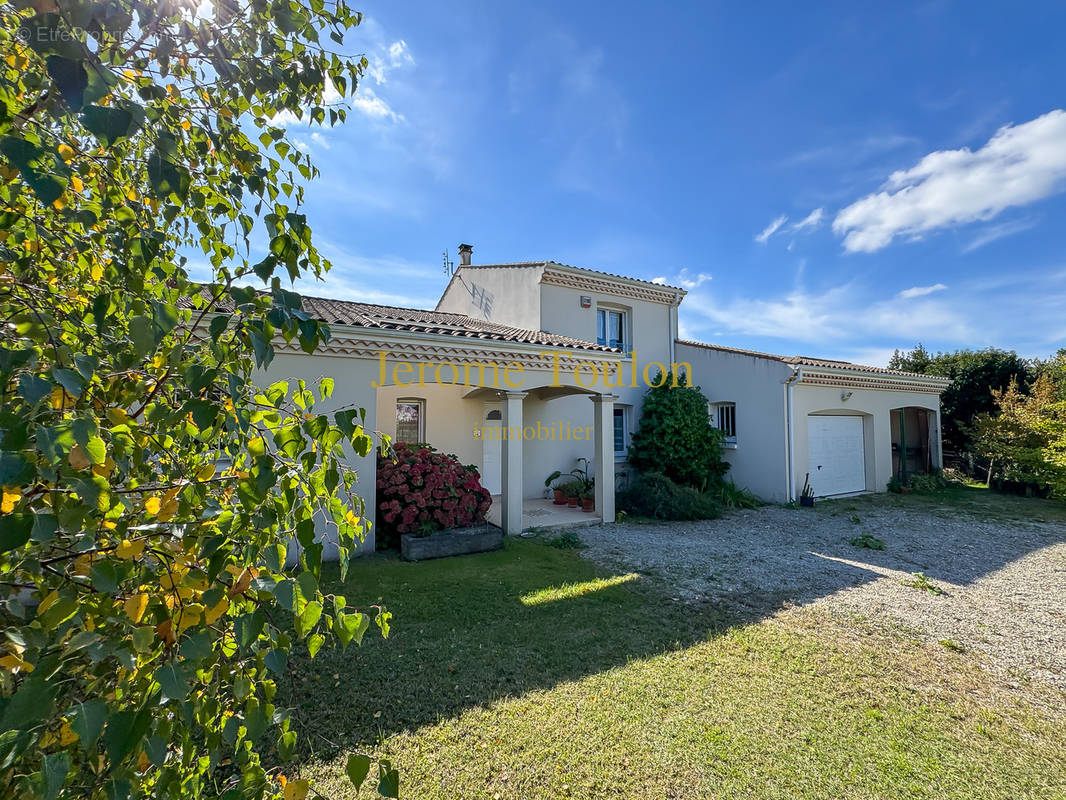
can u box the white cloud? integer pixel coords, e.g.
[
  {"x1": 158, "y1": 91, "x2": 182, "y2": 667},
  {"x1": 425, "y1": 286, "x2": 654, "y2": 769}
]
[
  {"x1": 898, "y1": 283, "x2": 947, "y2": 299},
  {"x1": 790, "y1": 207, "x2": 824, "y2": 232},
  {"x1": 755, "y1": 214, "x2": 788, "y2": 244},
  {"x1": 961, "y1": 216, "x2": 1039, "y2": 254},
  {"x1": 652, "y1": 269, "x2": 711, "y2": 290},
  {"x1": 366, "y1": 39, "x2": 415, "y2": 85},
  {"x1": 833, "y1": 109, "x2": 1066, "y2": 253},
  {"x1": 350, "y1": 87, "x2": 404, "y2": 122}
]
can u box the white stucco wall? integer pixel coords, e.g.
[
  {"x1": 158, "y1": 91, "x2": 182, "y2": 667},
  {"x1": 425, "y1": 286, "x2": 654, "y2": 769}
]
[
  {"x1": 258, "y1": 352, "x2": 382, "y2": 555},
  {"x1": 791, "y1": 383, "x2": 942, "y2": 498},
  {"x1": 677, "y1": 343, "x2": 793, "y2": 502},
  {"x1": 435, "y1": 266, "x2": 544, "y2": 329}
]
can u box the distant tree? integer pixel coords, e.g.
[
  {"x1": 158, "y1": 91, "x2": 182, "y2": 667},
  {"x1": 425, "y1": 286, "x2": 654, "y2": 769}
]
[
  {"x1": 1034, "y1": 348, "x2": 1066, "y2": 402},
  {"x1": 628, "y1": 373, "x2": 729, "y2": 489},
  {"x1": 889, "y1": 345, "x2": 1035, "y2": 451},
  {"x1": 973, "y1": 374, "x2": 1066, "y2": 497}
]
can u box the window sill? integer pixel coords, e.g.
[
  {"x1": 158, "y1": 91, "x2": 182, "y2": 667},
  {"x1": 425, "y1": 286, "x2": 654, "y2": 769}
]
[{"x1": 722, "y1": 442, "x2": 738, "y2": 450}]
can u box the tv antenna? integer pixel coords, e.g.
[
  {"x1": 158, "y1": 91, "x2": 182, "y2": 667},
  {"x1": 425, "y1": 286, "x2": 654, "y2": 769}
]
[{"x1": 442, "y1": 249, "x2": 454, "y2": 277}]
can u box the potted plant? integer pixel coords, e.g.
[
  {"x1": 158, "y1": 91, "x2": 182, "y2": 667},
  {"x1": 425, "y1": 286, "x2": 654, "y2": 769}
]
[
  {"x1": 580, "y1": 489, "x2": 595, "y2": 512},
  {"x1": 545, "y1": 470, "x2": 567, "y2": 505},
  {"x1": 799, "y1": 473, "x2": 815, "y2": 507},
  {"x1": 563, "y1": 481, "x2": 581, "y2": 508}
]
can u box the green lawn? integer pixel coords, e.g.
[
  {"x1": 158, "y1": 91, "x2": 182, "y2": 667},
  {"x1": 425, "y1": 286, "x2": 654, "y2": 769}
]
[
  {"x1": 285, "y1": 537, "x2": 1065, "y2": 799},
  {"x1": 817, "y1": 478, "x2": 1066, "y2": 524}
]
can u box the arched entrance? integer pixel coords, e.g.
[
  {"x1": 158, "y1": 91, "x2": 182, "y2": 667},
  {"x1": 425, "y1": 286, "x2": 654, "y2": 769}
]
[{"x1": 481, "y1": 408, "x2": 502, "y2": 494}]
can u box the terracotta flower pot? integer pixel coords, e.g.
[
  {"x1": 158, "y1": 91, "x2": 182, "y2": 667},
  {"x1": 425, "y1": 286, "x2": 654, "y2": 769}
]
[
  {"x1": 567, "y1": 496, "x2": 579, "y2": 508},
  {"x1": 553, "y1": 489, "x2": 567, "y2": 505},
  {"x1": 581, "y1": 497, "x2": 594, "y2": 512}
]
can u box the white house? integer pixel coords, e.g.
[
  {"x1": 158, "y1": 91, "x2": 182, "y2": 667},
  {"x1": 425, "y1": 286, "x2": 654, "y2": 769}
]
[{"x1": 261, "y1": 245, "x2": 949, "y2": 551}]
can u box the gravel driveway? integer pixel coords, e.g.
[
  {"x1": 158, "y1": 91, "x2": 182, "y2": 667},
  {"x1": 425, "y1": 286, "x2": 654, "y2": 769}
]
[{"x1": 576, "y1": 503, "x2": 1066, "y2": 691}]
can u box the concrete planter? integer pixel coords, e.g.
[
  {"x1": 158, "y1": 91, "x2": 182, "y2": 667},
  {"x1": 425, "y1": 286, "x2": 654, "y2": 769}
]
[{"x1": 401, "y1": 524, "x2": 504, "y2": 562}]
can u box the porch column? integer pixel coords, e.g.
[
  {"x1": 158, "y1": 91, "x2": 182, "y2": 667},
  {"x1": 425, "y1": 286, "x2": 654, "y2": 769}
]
[
  {"x1": 590, "y1": 394, "x2": 618, "y2": 523},
  {"x1": 501, "y1": 391, "x2": 527, "y2": 535}
]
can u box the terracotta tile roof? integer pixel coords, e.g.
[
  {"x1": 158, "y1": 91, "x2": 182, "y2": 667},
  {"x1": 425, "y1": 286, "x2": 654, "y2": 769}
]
[
  {"x1": 297, "y1": 295, "x2": 618, "y2": 352},
  {"x1": 461, "y1": 260, "x2": 687, "y2": 294},
  {"x1": 675, "y1": 339, "x2": 947, "y2": 380}
]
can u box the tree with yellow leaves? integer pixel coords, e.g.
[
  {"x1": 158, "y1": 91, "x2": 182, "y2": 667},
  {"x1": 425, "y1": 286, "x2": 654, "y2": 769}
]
[{"x1": 0, "y1": 0, "x2": 396, "y2": 798}]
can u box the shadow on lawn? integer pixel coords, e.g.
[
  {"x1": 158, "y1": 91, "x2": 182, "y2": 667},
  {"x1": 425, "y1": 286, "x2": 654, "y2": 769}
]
[{"x1": 282, "y1": 539, "x2": 740, "y2": 756}]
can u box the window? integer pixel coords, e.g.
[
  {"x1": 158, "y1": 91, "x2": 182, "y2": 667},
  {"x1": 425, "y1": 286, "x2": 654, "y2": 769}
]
[
  {"x1": 596, "y1": 308, "x2": 627, "y2": 349},
  {"x1": 713, "y1": 402, "x2": 736, "y2": 444},
  {"x1": 613, "y1": 407, "x2": 628, "y2": 456},
  {"x1": 395, "y1": 399, "x2": 425, "y2": 444}
]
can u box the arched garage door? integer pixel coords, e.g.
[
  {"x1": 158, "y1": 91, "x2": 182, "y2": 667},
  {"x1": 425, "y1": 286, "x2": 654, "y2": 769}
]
[{"x1": 807, "y1": 415, "x2": 866, "y2": 496}]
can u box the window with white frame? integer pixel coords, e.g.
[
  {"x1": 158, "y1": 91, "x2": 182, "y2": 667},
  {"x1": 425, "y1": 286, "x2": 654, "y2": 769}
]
[
  {"x1": 395, "y1": 399, "x2": 425, "y2": 444},
  {"x1": 596, "y1": 308, "x2": 627, "y2": 350},
  {"x1": 712, "y1": 402, "x2": 736, "y2": 444},
  {"x1": 613, "y1": 406, "x2": 629, "y2": 456}
]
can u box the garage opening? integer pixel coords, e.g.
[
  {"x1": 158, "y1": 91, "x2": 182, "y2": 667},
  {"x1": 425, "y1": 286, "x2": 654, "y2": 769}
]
[
  {"x1": 807, "y1": 415, "x2": 867, "y2": 497},
  {"x1": 891, "y1": 406, "x2": 938, "y2": 482}
]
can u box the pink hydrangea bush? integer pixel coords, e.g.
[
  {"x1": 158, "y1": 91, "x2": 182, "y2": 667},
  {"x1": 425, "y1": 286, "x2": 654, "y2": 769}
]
[{"x1": 375, "y1": 442, "x2": 493, "y2": 549}]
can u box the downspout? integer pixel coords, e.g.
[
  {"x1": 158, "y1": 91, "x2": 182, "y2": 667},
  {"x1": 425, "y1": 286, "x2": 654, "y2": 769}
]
[
  {"x1": 669, "y1": 291, "x2": 680, "y2": 367},
  {"x1": 784, "y1": 367, "x2": 802, "y2": 501}
]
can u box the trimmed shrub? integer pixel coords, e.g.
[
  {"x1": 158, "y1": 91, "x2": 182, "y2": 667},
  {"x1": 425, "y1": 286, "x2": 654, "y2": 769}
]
[
  {"x1": 617, "y1": 472, "x2": 722, "y2": 521},
  {"x1": 627, "y1": 372, "x2": 729, "y2": 489},
  {"x1": 376, "y1": 442, "x2": 492, "y2": 549},
  {"x1": 708, "y1": 479, "x2": 761, "y2": 509}
]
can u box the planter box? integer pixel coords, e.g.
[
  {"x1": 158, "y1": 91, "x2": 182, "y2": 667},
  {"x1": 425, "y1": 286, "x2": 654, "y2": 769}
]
[{"x1": 401, "y1": 524, "x2": 503, "y2": 562}]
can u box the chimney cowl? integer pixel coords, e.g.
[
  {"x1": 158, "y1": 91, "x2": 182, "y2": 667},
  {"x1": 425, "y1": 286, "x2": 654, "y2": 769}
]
[{"x1": 457, "y1": 243, "x2": 473, "y2": 266}]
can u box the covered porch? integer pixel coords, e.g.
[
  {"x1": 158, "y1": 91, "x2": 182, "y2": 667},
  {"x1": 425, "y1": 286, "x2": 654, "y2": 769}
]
[{"x1": 485, "y1": 496, "x2": 600, "y2": 530}]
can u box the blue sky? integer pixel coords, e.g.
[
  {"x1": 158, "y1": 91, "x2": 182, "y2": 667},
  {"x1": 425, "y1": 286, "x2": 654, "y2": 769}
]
[{"x1": 255, "y1": 0, "x2": 1066, "y2": 365}]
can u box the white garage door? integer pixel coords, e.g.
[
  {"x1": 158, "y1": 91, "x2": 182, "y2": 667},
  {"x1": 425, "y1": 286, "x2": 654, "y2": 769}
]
[{"x1": 807, "y1": 415, "x2": 866, "y2": 497}]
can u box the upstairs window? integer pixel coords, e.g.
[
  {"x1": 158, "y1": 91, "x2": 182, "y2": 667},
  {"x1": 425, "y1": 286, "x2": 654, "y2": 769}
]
[
  {"x1": 597, "y1": 308, "x2": 627, "y2": 350},
  {"x1": 713, "y1": 402, "x2": 736, "y2": 444},
  {"x1": 396, "y1": 399, "x2": 425, "y2": 444}
]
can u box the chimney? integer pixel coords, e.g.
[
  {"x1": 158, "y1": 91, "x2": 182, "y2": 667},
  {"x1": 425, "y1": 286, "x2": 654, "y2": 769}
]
[{"x1": 458, "y1": 243, "x2": 473, "y2": 266}]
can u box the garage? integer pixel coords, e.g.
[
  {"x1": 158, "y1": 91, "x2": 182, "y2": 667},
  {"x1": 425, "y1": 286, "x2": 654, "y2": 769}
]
[{"x1": 807, "y1": 415, "x2": 866, "y2": 497}]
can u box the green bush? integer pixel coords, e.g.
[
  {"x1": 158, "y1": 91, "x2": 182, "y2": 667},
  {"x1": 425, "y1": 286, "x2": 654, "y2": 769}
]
[
  {"x1": 627, "y1": 372, "x2": 729, "y2": 489},
  {"x1": 617, "y1": 472, "x2": 722, "y2": 520},
  {"x1": 906, "y1": 470, "x2": 952, "y2": 493}
]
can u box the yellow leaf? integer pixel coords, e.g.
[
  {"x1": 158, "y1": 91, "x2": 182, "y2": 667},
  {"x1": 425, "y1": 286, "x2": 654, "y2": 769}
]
[
  {"x1": 228, "y1": 566, "x2": 257, "y2": 598},
  {"x1": 181, "y1": 119, "x2": 191, "y2": 131},
  {"x1": 52, "y1": 193, "x2": 67, "y2": 210},
  {"x1": 196, "y1": 463, "x2": 216, "y2": 481},
  {"x1": 57, "y1": 143, "x2": 74, "y2": 162},
  {"x1": 90, "y1": 263, "x2": 104, "y2": 281},
  {"x1": 115, "y1": 539, "x2": 145, "y2": 560},
  {"x1": 59, "y1": 722, "x2": 78, "y2": 745},
  {"x1": 50, "y1": 386, "x2": 73, "y2": 408},
  {"x1": 156, "y1": 619, "x2": 176, "y2": 646},
  {"x1": 124, "y1": 593, "x2": 149, "y2": 623},
  {"x1": 71, "y1": 174, "x2": 84, "y2": 192},
  {"x1": 137, "y1": 750, "x2": 151, "y2": 772},
  {"x1": 1, "y1": 487, "x2": 19, "y2": 513},
  {"x1": 145, "y1": 496, "x2": 162, "y2": 516},
  {"x1": 283, "y1": 779, "x2": 309, "y2": 800},
  {"x1": 204, "y1": 597, "x2": 229, "y2": 625},
  {"x1": 176, "y1": 603, "x2": 203, "y2": 632},
  {"x1": 0, "y1": 653, "x2": 33, "y2": 673},
  {"x1": 37, "y1": 590, "x2": 59, "y2": 615},
  {"x1": 93, "y1": 456, "x2": 116, "y2": 478}
]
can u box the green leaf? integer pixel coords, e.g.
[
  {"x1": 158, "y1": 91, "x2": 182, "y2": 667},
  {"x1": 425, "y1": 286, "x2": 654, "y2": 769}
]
[
  {"x1": 345, "y1": 753, "x2": 371, "y2": 790},
  {"x1": 85, "y1": 434, "x2": 107, "y2": 465},
  {"x1": 129, "y1": 315, "x2": 154, "y2": 358},
  {"x1": 0, "y1": 452, "x2": 33, "y2": 486},
  {"x1": 147, "y1": 149, "x2": 189, "y2": 199},
  {"x1": 335, "y1": 611, "x2": 368, "y2": 650},
  {"x1": 70, "y1": 701, "x2": 107, "y2": 749},
  {"x1": 263, "y1": 649, "x2": 287, "y2": 675},
  {"x1": 52, "y1": 367, "x2": 85, "y2": 397},
  {"x1": 41, "y1": 751, "x2": 71, "y2": 800},
  {"x1": 307, "y1": 633, "x2": 325, "y2": 659},
  {"x1": 157, "y1": 663, "x2": 190, "y2": 701},
  {"x1": 0, "y1": 136, "x2": 68, "y2": 206},
  {"x1": 377, "y1": 760, "x2": 399, "y2": 798},
  {"x1": 89, "y1": 560, "x2": 119, "y2": 593},
  {"x1": 319, "y1": 377, "x2": 334, "y2": 399},
  {"x1": 46, "y1": 55, "x2": 88, "y2": 110},
  {"x1": 295, "y1": 600, "x2": 322, "y2": 639},
  {"x1": 0, "y1": 514, "x2": 32, "y2": 554},
  {"x1": 277, "y1": 730, "x2": 297, "y2": 762},
  {"x1": 103, "y1": 707, "x2": 152, "y2": 766},
  {"x1": 81, "y1": 104, "x2": 139, "y2": 147},
  {"x1": 18, "y1": 373, "x2": 52, "y2": 405}
]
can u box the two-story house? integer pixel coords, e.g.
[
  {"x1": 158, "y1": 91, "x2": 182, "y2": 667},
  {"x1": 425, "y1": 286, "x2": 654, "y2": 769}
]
[{"x1": 261, "y1": 245, "x2": 949, "y2": 553}]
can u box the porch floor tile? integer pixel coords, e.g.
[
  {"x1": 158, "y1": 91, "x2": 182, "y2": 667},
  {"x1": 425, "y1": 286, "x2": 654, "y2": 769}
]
[{"x1": 485, "y1": 497, "x2": 601, "y2": 532}]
